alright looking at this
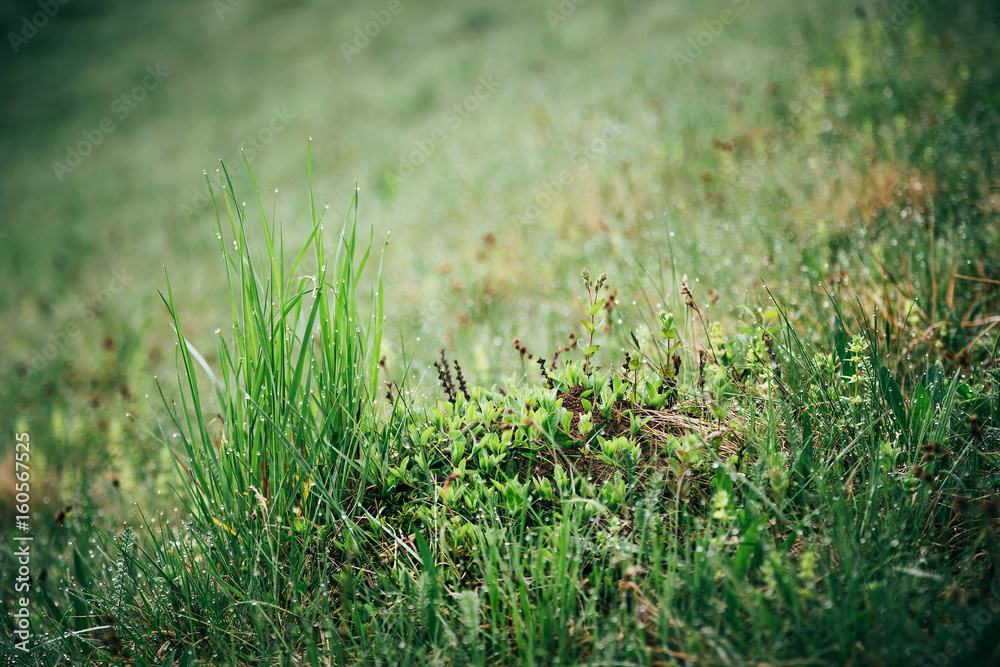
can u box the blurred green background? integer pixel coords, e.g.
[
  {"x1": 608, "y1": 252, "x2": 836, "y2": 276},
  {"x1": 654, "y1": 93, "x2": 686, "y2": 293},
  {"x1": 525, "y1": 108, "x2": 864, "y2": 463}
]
[{"x1": 1, "y1": 0, "x2": 997, "y2": 522}]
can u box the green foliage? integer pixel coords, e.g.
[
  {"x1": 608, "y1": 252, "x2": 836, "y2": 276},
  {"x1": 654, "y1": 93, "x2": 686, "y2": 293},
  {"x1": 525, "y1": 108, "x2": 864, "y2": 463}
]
[
  {"x1": 36, "y1": 198, "x2": 996, "y2": 663},
  {"x1": 6, "y1": 3, "x2": 1000, "y2": 665}
]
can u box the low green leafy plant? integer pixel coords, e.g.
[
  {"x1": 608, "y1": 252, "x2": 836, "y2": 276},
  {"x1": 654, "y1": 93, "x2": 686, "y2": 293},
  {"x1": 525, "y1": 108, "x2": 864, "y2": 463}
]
[{"x1": 34, "y1": 167, "x2": 999, "y2": 667}]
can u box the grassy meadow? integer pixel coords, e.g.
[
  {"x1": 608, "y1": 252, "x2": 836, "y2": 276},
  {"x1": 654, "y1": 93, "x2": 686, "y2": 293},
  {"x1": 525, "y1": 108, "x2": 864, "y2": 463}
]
[{"x1": 1, "y1": 0, "x2": 999, "y2": 664}]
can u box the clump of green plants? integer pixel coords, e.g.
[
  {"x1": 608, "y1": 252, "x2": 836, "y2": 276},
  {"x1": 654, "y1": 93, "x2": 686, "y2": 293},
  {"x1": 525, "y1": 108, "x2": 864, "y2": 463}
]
[
  {"x1": 380, "y1": 255, "x2": 998, "y2": 665},
  {"x1": 29, "y1": 161, "x2": 999, "y2": 665},
  {"x1": 26, "y1": 154, "x2": 396, "y2": 663}
]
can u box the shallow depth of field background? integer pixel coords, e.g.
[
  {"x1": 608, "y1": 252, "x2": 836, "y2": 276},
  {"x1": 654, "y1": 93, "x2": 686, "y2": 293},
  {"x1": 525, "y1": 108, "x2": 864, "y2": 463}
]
[{"x1": 1, "y1": 0, "x2": 997, "y2": 549}]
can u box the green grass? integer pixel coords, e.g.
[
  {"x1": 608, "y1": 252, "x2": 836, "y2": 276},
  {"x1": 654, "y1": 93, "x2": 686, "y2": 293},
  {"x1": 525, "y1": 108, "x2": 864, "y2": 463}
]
[
  {"x1": 2, "y1": 0, "x2": 1000, "y2": 664},
  {"x1": 16, "y1": 170, "x2": 1000, "y2": 663}
]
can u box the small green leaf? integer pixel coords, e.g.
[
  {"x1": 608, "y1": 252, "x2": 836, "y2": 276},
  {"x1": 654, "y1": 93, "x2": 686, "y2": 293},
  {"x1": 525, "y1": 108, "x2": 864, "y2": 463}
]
[
  {"x1": 587, "y1": 303, "x2": 603, "y2": 317},
  {"x1": 178, "y1": 647, "x2": 197, "y2": 667},
  {"x1": 561, "y1": 410, "x2": 573, "y2": 433},
  {"x1": 584, "y1": 344, "x2": 600, "y2": 357}
]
